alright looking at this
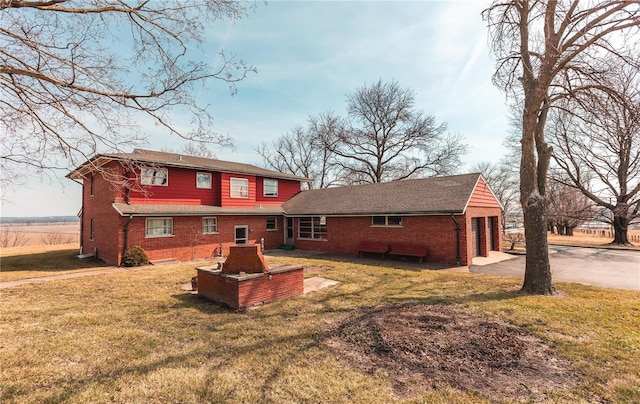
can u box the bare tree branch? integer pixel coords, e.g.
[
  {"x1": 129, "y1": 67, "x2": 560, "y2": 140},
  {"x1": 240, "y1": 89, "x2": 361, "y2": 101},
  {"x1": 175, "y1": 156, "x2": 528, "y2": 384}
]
[{"x1": 1, "y1": 0, "x2": 256, "y2": 193}]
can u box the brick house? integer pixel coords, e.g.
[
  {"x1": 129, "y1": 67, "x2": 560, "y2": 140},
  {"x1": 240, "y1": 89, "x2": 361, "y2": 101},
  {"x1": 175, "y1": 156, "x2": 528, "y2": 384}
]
[
  {"x1": 68, "y1": 149, "x2": 502, "y2": 266},
  {"x1": 282, "y1": 173, "x2": 503, "y2": 266},
  {"x1": 67, "y1": 149, "x2": 308, "y2": 265}
]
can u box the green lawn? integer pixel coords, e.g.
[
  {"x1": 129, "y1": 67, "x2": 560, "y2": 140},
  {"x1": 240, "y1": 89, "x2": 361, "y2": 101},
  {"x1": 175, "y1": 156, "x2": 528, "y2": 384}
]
[{"x1": 1, "y1": 251, "x2": 639, "y2": 403}]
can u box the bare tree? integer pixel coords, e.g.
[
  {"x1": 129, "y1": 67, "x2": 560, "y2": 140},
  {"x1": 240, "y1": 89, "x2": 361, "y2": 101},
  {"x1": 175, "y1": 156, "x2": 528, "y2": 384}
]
[
  {"x1": 546, "y1": 180, "x2": 595, "y2": 236},
  {"x1": 550, "y1": 67, "x2": 640, "y2": 245},
  {"x1": 41, "y1": 231, "x2": 76, "y2": 245},
  {"x1": 0, "y1": 228, "x2": 30, "y2": 247},
  {"x1": 257, "y1": 113, "x2": 344, "y2": 189},
  {"x1": 472, "y1": 161, "x2": 519, "y2": 234},
  {"x1": 322, "y1": 79, "x2": 466, "y2": 184},
  {"x1": 484, "y1": 1, "x2": 640, "y2": 295},
  {"x1": 1, "y1": 0, "x2": 255, "y2": 191},
  {"x1": 163, "y1": 142, "x2": 218, "y2": 159}
]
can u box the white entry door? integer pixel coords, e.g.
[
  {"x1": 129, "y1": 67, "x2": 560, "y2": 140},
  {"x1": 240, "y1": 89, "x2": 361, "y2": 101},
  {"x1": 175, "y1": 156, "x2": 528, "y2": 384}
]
[{"x1": 234, "y1": 225, "x2": 249, "y2": 244}]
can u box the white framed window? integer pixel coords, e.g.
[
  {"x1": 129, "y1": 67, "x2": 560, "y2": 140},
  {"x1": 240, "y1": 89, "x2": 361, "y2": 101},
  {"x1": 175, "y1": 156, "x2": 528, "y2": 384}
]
[
  {"x1": 298, "y1": 217, "x2": 327, "y2": 240},
  {"x1": 371, "y1": 216, "x2": 403, "y2": 227},
  {"x1": 202, "y1": 217, "x2": 218, "y2": 234},
  {"x1": 266, "y1": 216, "x2": 277, "y2": 230},
  {"x1": 141, "y1": 168, "x2": 168, "y2": 186},
  {"x1": 230, "y1": 177, "x2": 249, "y2": 198},
  {"x1": 146, "y1": 218, "x2": 173, "y2": 237},
  {"x1": 263, "y1": 179, "x2": 278, "y2": 197},
  {"x1": 234, "y1": 225, "x2": 248, "y2": 244},
  {"x1": 196, "y1": 172, "x2": 212, "y2": 189}
]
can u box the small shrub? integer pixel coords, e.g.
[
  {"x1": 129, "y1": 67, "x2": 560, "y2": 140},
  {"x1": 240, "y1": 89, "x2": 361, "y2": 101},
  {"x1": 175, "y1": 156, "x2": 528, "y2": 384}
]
[
  {"x1": 122, "y1": 246, "x2": 149, "y2": 267},
  {"x1": 504, "y1": 232, "x2": 525, "y2": 250}
]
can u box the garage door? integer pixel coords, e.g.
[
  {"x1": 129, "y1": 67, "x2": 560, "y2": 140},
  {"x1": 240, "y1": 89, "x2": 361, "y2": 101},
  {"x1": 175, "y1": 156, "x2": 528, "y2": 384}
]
[
  {"x1": 488, "y1": 217, "x2": 496, "y2": 251},
  {"x1": 471, "y1": 218, "x2": 481, "y2": 257}
]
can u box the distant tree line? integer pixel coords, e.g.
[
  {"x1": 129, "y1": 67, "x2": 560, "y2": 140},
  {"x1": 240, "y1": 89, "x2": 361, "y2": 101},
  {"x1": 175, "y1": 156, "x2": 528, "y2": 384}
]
[{"x1": 0, "y1": 216, "x2": 80, "y2": 225}]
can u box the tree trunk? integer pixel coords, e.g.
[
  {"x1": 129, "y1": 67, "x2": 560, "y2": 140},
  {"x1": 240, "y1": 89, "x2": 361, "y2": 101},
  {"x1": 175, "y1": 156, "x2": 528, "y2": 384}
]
[
  {"x1": 519, "y1": 92, "x2": 557, "y2": 295},
  {"x1": 612, "y1": 214, "x2": 631, "y2": 245},
  {"x1": 566, "y1": 226, "x2": 574, "y2": 236},
  {"x1": 521, "y1": 200, "x2": 556, "y2": 294}
]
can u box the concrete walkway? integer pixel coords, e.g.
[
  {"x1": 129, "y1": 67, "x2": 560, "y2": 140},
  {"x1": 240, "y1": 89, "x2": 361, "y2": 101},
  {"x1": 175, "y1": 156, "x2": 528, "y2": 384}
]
[
  {"x1": 0, "y1": 267, "x2": 141, "y2": 289},
  {"x1": 303, "y1": 277, "x2": 339, "y2": 294}
]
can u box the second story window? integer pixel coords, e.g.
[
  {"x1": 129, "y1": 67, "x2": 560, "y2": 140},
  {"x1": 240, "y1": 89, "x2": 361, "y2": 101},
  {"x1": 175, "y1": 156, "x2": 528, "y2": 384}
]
[
  {"x1": 196, "y1": 172, "x2": 212, "y2": 189},
  {"x1": 263, "y1": 179, "x2": 278, "y2": 197},
  {"x1": 141, "y1": 168, "x2": 168, "y2": 186},
  {"x1": 90, "y1": 174, "x2": 95, "y2": 196},
  {"x1": 230, "y1": 177, "x2": 249, "y2": 198}
]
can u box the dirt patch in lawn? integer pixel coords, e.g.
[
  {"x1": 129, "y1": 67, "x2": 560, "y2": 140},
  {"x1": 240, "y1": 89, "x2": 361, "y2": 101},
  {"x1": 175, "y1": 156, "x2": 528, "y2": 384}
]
[{"x1": 325, "y1": 303, "x2": 578, "y2": 401}]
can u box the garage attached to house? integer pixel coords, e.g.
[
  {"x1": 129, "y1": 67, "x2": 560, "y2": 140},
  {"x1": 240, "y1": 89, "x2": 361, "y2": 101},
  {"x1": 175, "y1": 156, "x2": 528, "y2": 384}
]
[{"x1": 282, "y1": 173, "x2": 502, "y2": 266}]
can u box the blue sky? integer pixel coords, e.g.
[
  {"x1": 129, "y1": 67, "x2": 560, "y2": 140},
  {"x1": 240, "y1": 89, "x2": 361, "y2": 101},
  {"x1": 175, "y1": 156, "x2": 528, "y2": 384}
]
[{"x1": 2, "y1": 0, "x2": 511, "y2": 217}]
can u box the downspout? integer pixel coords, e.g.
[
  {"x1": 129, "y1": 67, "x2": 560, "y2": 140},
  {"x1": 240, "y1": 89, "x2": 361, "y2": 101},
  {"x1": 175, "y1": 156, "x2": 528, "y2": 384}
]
[
  {"x1": 122, "y1": 214, "x2": 134, "y2": 264},
  {"x1": 451, "y1": 214, "x2": 461, "y2": 266},
  {"x1": 125, "y1": 170, "x2": 131, "y2": 204}
]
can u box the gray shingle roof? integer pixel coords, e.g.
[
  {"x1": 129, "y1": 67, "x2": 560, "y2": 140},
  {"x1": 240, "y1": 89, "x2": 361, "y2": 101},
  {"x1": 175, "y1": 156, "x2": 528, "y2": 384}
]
[
  {"x1": 68, "y1": 148, "x2": 309, "y2": 181},
  {"x1": 112, "y1": 202, "x2": 283, "y2": 217},
  {"x1": 282, "y1": 173, "x2": 483, "y2": 216}
]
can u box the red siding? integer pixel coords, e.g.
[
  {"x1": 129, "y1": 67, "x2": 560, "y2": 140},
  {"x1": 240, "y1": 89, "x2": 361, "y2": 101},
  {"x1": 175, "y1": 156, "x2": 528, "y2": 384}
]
[
  {"x1": 128, "y1": 167, "x2": 221, "y2": 205},
  {"x1": 256, "y1": 177, "x2": 302, "y2": 205},
  {"x1": 220, "y1": 173, "x2": 257, "y2": 207},
  {"x1": 468, "y1": 177, "x2": 501, "y2": 209}
]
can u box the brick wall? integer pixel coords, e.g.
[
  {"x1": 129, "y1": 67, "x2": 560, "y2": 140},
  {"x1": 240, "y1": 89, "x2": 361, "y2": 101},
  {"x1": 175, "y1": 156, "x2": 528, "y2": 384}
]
[
  {"x1": 292, "y1": 215, "x2": 466, "y2": 265},
  {"x1": 124, "y1": 215, "x2": 285, "y2": 264},
  {"x1": 81, "y1": 162, "x2": 124, "y2": 265},
  {"x1": 222, "y1": 244, "x2": 269, "y2": 274},
  {"x1": 197, "y1": 266, "x2": 304, "y2": 309},
  {"x1": 465, "y1": 207, "x2": 503, "y2": 265},
  {"x1": 291, "y1": 210, "x2": 501, "y2": 266}
]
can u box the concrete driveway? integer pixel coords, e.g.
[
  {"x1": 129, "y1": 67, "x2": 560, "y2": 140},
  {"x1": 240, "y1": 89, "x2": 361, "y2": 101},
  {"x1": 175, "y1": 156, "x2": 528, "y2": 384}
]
[{"x1": 470, "y1": 245, "x2": 640, "y2": 291}]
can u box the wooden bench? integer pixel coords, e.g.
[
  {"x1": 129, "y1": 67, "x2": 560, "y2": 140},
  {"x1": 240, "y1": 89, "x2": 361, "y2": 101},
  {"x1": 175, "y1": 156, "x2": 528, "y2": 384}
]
[
  {"x1": 357, "y1": 241, "x2": 390, "y2": 258},
  {"x1": 388, "y1": 243, "x2": 428, "y2": 263}
]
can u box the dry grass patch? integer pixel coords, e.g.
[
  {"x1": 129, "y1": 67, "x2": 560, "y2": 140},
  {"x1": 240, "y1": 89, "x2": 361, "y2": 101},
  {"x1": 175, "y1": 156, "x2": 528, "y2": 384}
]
[
  {"x1": 548, "y1": 231, "x2": 639, "y2": 250},
  {"x1": 325, "y1": 303, "x2": 577, "y2": 401},
  {"x1": 1, "y1": 253, "x2": 639, "y2": 403},
  {"x1": 0, "y1": 248, "x2": 108, "y2": 282}
]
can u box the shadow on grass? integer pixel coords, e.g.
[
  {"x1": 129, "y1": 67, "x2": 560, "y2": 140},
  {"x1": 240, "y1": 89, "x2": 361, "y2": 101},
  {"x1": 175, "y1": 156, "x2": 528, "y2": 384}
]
[
  {"x1": 0, "y1": 249, "x2": 108, "y2": 273},
  {"x1": 266, "y1": 249, "x2": 454, "y2": 272}
]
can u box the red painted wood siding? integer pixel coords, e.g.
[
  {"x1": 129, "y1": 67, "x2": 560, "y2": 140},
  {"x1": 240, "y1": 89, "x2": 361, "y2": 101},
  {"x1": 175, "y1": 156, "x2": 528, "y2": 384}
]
[
  {"x1": 220, "y1": 173, "x2": 257, "y2": 207},
  {"x1": 128, "y1": 167, "x2": 221, "y2": 205},
  {"x1": 256, "y1": 177, "x2": 302, "y2": 205},
  {"x1": 468, "y1": 177, "x2": 501, "y2": 209}
]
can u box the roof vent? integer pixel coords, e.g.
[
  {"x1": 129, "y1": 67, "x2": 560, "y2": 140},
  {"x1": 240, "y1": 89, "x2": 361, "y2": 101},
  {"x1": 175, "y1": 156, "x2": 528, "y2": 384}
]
[{"x1": 178, "y1": 155, "x2": 183, "y2": 161}]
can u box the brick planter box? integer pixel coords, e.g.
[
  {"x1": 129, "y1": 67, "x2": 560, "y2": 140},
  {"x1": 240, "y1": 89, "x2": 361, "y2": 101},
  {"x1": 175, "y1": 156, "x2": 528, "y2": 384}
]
[{"x1": 197, "y1": 264, "x2": 304, "y2": 309}]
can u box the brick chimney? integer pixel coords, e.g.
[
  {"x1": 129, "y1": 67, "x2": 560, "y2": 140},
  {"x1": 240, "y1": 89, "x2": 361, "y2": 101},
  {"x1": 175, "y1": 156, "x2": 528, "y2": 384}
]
[{"x1": 222, "y1": 244, "x2": 270, "y2": 274}]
